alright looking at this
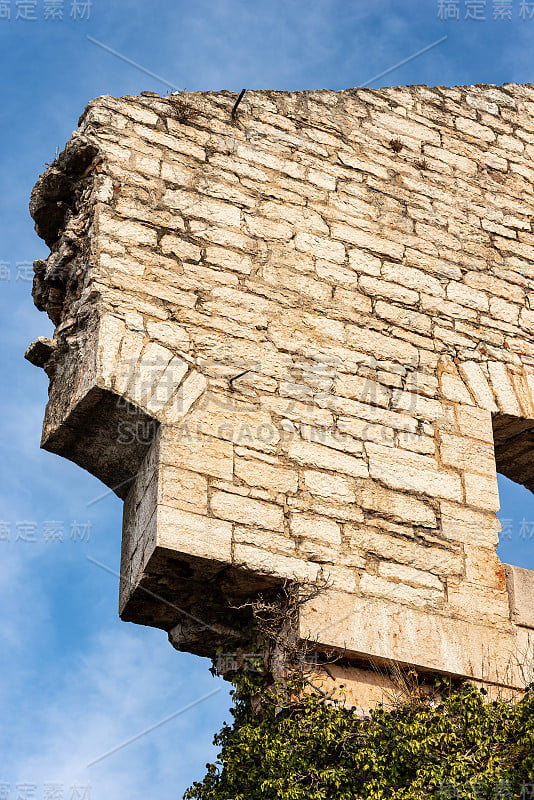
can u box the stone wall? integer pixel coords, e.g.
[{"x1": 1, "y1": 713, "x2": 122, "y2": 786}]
[{"x1": 26, "y1": 82, "x2": 534, "y2": 706}]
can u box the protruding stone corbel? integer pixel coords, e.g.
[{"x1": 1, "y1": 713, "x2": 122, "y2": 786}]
[{"x1": 24, "y1": 336, "x2": 57, "y2": 370}]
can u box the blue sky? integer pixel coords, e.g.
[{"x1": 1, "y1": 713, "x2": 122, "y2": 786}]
[{"x1": 2, "y1": 1, "x2": 534, "y2": 797}]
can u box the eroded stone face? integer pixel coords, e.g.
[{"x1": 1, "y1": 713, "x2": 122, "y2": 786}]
[{"x1": 26, "y1": 83, "x2": 534, "y2": 693}]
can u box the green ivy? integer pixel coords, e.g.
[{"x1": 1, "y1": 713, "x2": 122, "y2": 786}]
[{"x1": 184, "y1": 671, "x2": 534, "y2": 799}]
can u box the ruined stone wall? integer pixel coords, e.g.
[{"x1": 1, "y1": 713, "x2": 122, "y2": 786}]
[{"x1": 27, "y1": 83, "x2": 534, "y2": 706}]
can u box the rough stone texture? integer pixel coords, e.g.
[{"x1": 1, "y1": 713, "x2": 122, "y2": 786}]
[
  {"x1": 26, "y1": 82, "x2": 534, "y2": 699},
  {"x1": 505, "y1": 564, "x2": 534, "y2": 628}
]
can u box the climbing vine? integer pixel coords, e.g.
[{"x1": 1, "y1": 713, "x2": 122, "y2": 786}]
[
  {"x1": 184, "y1": 670, "x2": 534, "y2": 799},
  {"x1": 184, "y1": 581, "x2": 534, "y2": 799}
]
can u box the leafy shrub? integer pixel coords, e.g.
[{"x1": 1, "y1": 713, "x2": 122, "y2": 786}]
[{"x1": 184, "y1": 670, "x2": 534, "y2": 800}]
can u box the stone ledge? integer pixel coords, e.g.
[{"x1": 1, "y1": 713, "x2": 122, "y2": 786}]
[{"x1": 300, "y1": 591, "x2": 534, "y2": 689}]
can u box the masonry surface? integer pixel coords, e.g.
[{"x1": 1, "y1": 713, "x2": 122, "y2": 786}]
[{"x1": 26, "y1": 82, "x2": 534, "y2": 710}]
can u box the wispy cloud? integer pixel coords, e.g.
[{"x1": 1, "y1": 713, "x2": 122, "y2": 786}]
[{"x1": 2, "y1": 626, "x2": 230, "y2": 799}]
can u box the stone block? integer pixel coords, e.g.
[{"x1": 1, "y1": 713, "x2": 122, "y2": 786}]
[
  {"x1": 160, "y1": 428, "x2": 233, "y2": 480},
  {"x1": 505, "y1": 564, "x2": 534, "y2": 628},
  {"x1": 286, "y1": 438, "x2": 369, "y2": 478},
  {"x1": 367, "y1": 443, "x2": 463, "y2": 502},
  {"x1": 301, "y1": 591, "x2": 529, "y2": 688},
  {"x1": 210, "y1": 490, "x2": 285, "y2": 532}
]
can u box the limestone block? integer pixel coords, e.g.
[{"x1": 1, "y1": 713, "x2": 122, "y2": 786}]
[
  {"x1": 345, "y1": 324, "x2": 418, "y2": 365},
  {"x1": 378, "y1": 562, "x2": 443, "y2": 591},
  {"x1": 510, "y1": 371, "x2": 534, "y2": 418},
  {"x1": 98, "y1": 214, "x2": 158, "y2": 247},
  {"x1": 113, "y1": 332, "x2": 146, "y2": 394},
  {"x1": 301, "y1": 591, "x2": 530, "y2": 688},
  {"x1": 233, "y1": 543, "x2": 322, "y2": 582},
  {"x1": 490, "y1": 297, "x2": 521, "y2": 325},
  {"x1": 331, "y1": 225, "x2": 404, "y2": 261},
  {"x1": 160, "y1": 236, "x2": 201, "y2": 262},
  {"x1": 446, "y1": 282, "x2": 489, "y2": 312},
  {"x1": 290, "y1": 512, "x2": 342, "y2": 547},
  {"x1": 130, "y1": 342, "x2": 174, "y2": 408},
  {"x1": 454, "y1": 405, "x2": 494, "y2": 443},
  {"x1": 440, "y1": 501, "x2": 500, "y2": 547},
  {"x1": 158, "y1": 505, "x2": 233, "y2": 563},
  {"x1": 353, "y1": 481, "x2": 436, "y2": 527},
  {"x1": 375, "y1": 301, "x2": 431, "y2": 335},
  {"x1": 382, "y1": 262, "x2": 443, "y2": 296},
  {"x1": 373, "y1": 112, "x2": 441, "y2": 147},
  {"x1": 233, "y1": 525, "x2": 296, "y2": 556},
  {"x1": 300, "y1": 424, "x2": 364, "y2": 457},
  {"x1": 367, "y1": 442, "x2": 463, "y2": 502},
  {"x1": 439, "y1": 432, "x2": 496, "y2": 474},
  {"x1": 193, "y1": 395, "x2": 280, "y2": 450},
  {"x1": 163, "y1": 190, "x2": 240, "y2": 227},
  {"x1": 320, "y1": 395, "x2": 417, "y2": 434},
  {"x1": 146, "y1": 357, "x2": 188, "y2": 416},
  {"x1": 360, "y1": 277, "x2": 419, "y2": 306},
  {"x1": 337, "y1": 152, "x2": 389, "y2": 179},
  {"x1": 159, "y1": 428, "x2": 233, "y2": 480},
  {"x1": 160, "y1": 465, "x2": 208, "y2": 515},
  {"x1": 447, "y1": 579, "x2": 511, "y2": 625},
  {"x1": 235, "y1": 455, "x2": 298, "y2": 494},
  {"x1": 458, "y1": 362, "x2": 498, "y2": 411},
  {"x1": 303, "y1": 470, "x2": 356, "y2": 503},
  {"x1": 294, "y1": 232, "x2": 345, "y2": 263},
  {"x1": 505, "y1": 564, "x2": 534, "y2": 628},
  {"x1": 464, "y1": 471, "x2": 500, "y2": 512},
  {"x1": 162, "y1": 371, "x2": 207, "y2": 423},
  {"x1": 285, "y1": 438, "x2": 368, "y2": 478},
  {"x1": 359, "y1": 573, "x2": 444, "y2": 606},
  {"x1": 455, "y1": 116, "x2": 496, "y2": 141},
  {"x1": 397, "y1": 430, "x2": 435, "y2": 455},
  {"x1": 205, "y1": 245, "x2": 254, "y2": 275},
  {"x1": 334, "y1": 373, "x2": 390, "y2": 408},
  {"x1": 347, "y1": 249, "x2": 381, "y2": 276},
  {"x1": 488, "y1": 361, "x2": 523, "y2": 416},
  {"x1": 210, "y1": 490, "x2": 285, "y2": 532},
  {"x1": 345, "y1": 524, "x2": 462, "y2": 575},
  {"x1": 97, "y1": 314, "x2": 125, "y2": 387},
  {"x1": 261, "y1": 394, "x2": 332, "y2": 428},
  {"x1": 391, "y1": 390, "x2": 454, "y2": 426},
  {"x1": 465, "y1": 546, "x2": 507, "y2": 591}
]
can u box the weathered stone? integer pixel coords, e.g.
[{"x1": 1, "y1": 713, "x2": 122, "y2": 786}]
[
  {"x1": 505, "y1": 564, "x2": 534, "y2": 627},
  {"x1": 303, "y1": 470, "x2": 356, "y2": 503},
  {"x1": 345, "y1": 524, "x2": 463, "y2": 575},
  {"x1": 301, "y1": 592, "x2": 528, "y2": 688},
  {"x1": 285, "y1": 438, "x2": 368, "y2": 478},
  {"x1": 359, "y1": 572, "x2": 444, "y2": 606},
  {"x1": 367, "y1": 442, "x2": 463, "y2": 501},
  {"x1": 160, "y1": 428, "x2": 233, "y2": 480},
  {"x1": 26, "y1": 83, "x2": 534, "y2": 704},
  {"x1": 211, "y1": 490, "x2": 285, "y2": 531},
  {"x1": 235, "y1": 455, "x2": 298, "y2": 494},
  {"x1": 439, "y1": 432, "x2": 496, "y2": 474},
  {"x1": 354, "y1": 481, "x2": 437, "y2": 527}
]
